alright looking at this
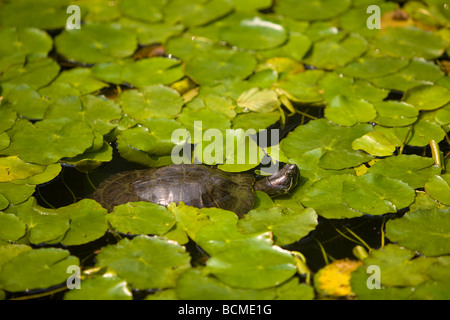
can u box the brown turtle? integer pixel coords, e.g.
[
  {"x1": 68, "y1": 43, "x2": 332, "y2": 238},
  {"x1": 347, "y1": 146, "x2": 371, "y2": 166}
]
[{"x1": 90, "y1": 163, "x2": 299, "y2": 217}]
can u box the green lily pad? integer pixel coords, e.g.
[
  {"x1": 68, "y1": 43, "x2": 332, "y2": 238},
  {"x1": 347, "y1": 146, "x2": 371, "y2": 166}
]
[
  {"x1": 118, "y1": 85, "x2": 184, "y2": 120},
  {"x1": 376, "y1": 27, "x2": 446, "y2": 60},
  {"x1": 232, "y1": 111, "x2": 280, "y2": 131},
  {"x1": 274, "y1": 70, "x2": 325, "y2": 103},
  {"x1": 55, "y1": 23, "x2": 137, "y2": 64},
  {"x1": 118, "y1": 0, "x2": 165, "y2": 23},
  {"x1": 0, "y1": 57, "x2": 60, "y2": 90},
  {"x1": 407, "y1": 118, "x2": 446, "y2": 147},
  {"x1": 0, "y1": 0, "x2": 70, "y2": 29},
  {"x1": 372, "y1": 101, "x2": 419, "y2": 127},
  {"x1": 0, "y1": 194, "x2": 8, "y2": 211},
  {"x1": 318, "y1": 72, "x2": 389, "y2": 104},
  {"x1": 0, "y1": 247, "x2": 79, "y2": 292},
  {"x1": 119, "y1": 18, "x2": 184, "y2": 45},
  {"x1": 402, "y1": 85, "x2": 450, "y2": 111},
  {"x1": 0, "y1": 107, "x2": 17, "y2": 132},
  {"x1": 305, "y1": 33, "x2": 368, "y2": 69},
  {"x1": 237, "y1": 193, "x2": 318, "y2": 246},
  {"x1": 275, "y1": 0, "x2": 351, "y2": 21},
  {"x1": 387, "y1": 206, "x2": 450, "y2": 256},
  {"x1": 342, "y1": 173, "x2": 416, "y2": 215},
  {"x1": 237, "y1": 88, "x2": 281, "y2": 113},
  {"x1": 0, "y1": 182, "x2": 35, "y2": 205},
  {"x1": 9, "y1": 119, "x2": 94, "y2": 165},
  {"x1": 0, "y1": 27, "x2": 53, "y2": 71},
  {"x1": 27, "y1": 163, "x2": 62, "y2": 185},
  {"x1": 184, "y1": 49, "x2": 257, "y2": 85},
  {"x1": 301, "y1": 174, "x2": 362, "y2": 219},
  {"x1": 2, "y1": 84, "x2": 50, "y2": 120},
  {"x1": 0, "y1": 213, "x2": 26, "y2": 242},
  {"x1": 0, "y1": 132, "x2": 10, "y2": 152},
  {"x1": 424, "y1": 174, "x2": 450, "y2": 206},
  {"x1": 219, "y1": 16, "x2": 288, "y2": 50},
  {"x1": 164, "y1": 0, "x2": 234, "y2": 27},
  {"x1": 39, "y1": 68, "x2": 107, "y2": 100},
  {"x1": 95, "y1": 235, "x2": 191, "y2": 290},
  {"x1": 352, "y1": 131, "x2": 396, "y2": 157},
  {"x1": 370, "y1": 58, "x2": 445, "y2": 91},
  {"x1": 281, "y1": 119, "x2": 373, "y2": 170},
  {"x1": 0, "y1": 155, "x2": 47, "y2": 182},
  {"x1": 368, "y1": 154, "x2": 441, "y2": 189},
  {"x1": 64, "y1": 275, "x2": 132, "y2": 300},
  {"x1": 336, "y1": 56, "x2": 409, "y2": 79},
  {"x1": 325, "y1": 95, "x2": 377, "y2": 126},
  {"x1": 107, "y1": 202, "x2": 176, "y2": 236}
]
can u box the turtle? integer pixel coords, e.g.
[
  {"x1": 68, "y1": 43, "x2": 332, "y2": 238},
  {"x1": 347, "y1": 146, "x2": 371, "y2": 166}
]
[{"x1": 89, "y1": 163, "x2": 299, "y2": 217}]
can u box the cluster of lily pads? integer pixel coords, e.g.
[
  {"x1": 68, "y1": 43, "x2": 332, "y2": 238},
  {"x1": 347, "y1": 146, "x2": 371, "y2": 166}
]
[{"x1": 0, "y1": 0, "x2": 449, "y2": 300}]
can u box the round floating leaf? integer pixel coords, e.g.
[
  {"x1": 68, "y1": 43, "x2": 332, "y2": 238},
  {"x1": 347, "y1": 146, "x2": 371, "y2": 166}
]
[
  {"x1": 0, "y1": 194, "x2": 8, "y2": 211},
  {"x1": 336, "y1": 57, "x2": 409, "y2": 79},
  {"x1": 95, "y1": 235, "x2": 191, "y2": 290},
  {"x1": 175, "y1": 268, "x2": 274, "y2": 300},
  {"x1": 120, "y1": 57, "x2": 184, "y2": 88},
  {"x1": 387, "y1": 207, "x2": 450, "y2": 256},
  {"x1": 352, "y1": 131, "x2": 396, "y2": 157},
  {"x1": 0, "y1": 213, "x2": 26, "y2": 242},
  {"x1": 118, "y1": 0, "x2": 165, "y2": 23},
  {"x1": 164, "y1": 0, "x2": 234, "y2": 27},
  {"x1": 425, "y1": 174, "x2": 450, "y2": 206},
  {"x1": 118, "y1": 85, "x2": 184, "y2": 120},
  {"x1": 275, "y1": 0, "x2": 351, "y2": 20},
  {"x1": 376, "y1": 27, "x2": 446, "y2": 60},
  {"x1": 0, "y1": 0, "x2": 69, "y2": 29},
  {"x1": 342, "y1": 173, "x2": 416, "y2": 215},
  {"x1": 368, "y1": 154, "x2": 441, "y2": 189},
  {"x1": 3, "y1": 84, "x2": 50, "y2": 120},
  {"x1": 0, "y1": 132, "x2": 10, "y2": 152},
  {"x1": 119, "y1": 18, "x2": 184, "y2": 45},
  {"x1": 0, "y1": 107, "x2": 17, "y2": 132},
  {"x1": 0, "y1": 58, "x2": 59, "y2": 90},
  {"x1": 301, "y1": 174, "x2": 362, "y2": 219},
  {"x1": 10, "y1": 119, "x2": 94, "y2": 165},
  {"x1": 325, "y1": 95, "x2": 377, "y2": 126},
  {"x1": 372, "y1": 101, "x2": 419, "y2": 127},
  {"x1": 55, "y1": 23, "x2": 137, "y2": 64},
  {"x1": 408, "y1": 118, "x2": 446, "y2": 147},
  {"x1": 274, "y1": 70, "x2": 325, "y2": 103},
  {"x1": 370, "y1": 58, "x2": 444, "y2": 91},
  {"x1": 0, "y1": 247, "x2": 79, "y2": 292},
  {"x1": 0, "y1": 182, "x2": 35, "y2": 205},
  {"x1": 232, "y1": 111, "x2": 280, "y2": 131},
  {"x1": 219, "y1": 16, "x2": 287, "y2": 50},
  {"x1": 305, "y1": 33, "x2": 368, "y2": 69},
  {"x1": 39, "y1": 68, "x2": 107, "y2": 100},
  {"x1": 237, "y1": 197, "x2": 318, "y2": 246},
  {"x1": 237, "y1": 88, "x2": 280, "y2": 113},
  {"x1": 108, "y1": 202, "x2": 176, "y2": 235},
  {"x1": 64, "y1": 275, "x2": 132, "y2": 300},
  {"x1": 184, "y1": 49, "x2": 257, "y2": 85},
  {"x1": 281, "y1": 119, "x2": 373, "y2": 170},
  {"x1": 0, "y1": 156, "x2": 46, "y2": 182},
  {"x1": 403, "y1": 85, "x2": 450, "y2": 111}
]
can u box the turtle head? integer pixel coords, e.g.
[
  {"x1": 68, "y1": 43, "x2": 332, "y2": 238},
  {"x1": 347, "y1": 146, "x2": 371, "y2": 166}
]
[{"x1": 254, "y1": 164, "x2": 299, "y2": 197}]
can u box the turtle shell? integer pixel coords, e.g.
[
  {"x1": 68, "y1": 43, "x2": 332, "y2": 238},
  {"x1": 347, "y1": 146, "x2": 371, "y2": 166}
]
[{"x1": 89, "y1": 164, "x2": 256, "y2": 217}]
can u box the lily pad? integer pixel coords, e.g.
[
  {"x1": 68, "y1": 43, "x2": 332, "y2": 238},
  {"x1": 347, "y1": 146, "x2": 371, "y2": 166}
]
[
  {"x1": 0, "y1": 213, "x2": 26, "y2": 242},
  {"x1": 368, "y1": 154, "x2": 441, "y2": 189},
  {"x1": 336, "y1": 56, "x2": 409, "y2": 79},
  {"x1": 64, "y1": 275, "x2": 132, "y2": 300},
  {"x1": 402, "y1": 85, "x2": 450, "y2": 111},
  {"x1": 274, "y1": 70, "x2": 325, "y2": 103},
  {"x1": 281, "y1": 119, "x2": 373, "y2": 170},
  {"x1": 0, "y1": 182, "x2": 35, "y2": 205},
  {"x1": 0, "y1": 156, "x2": 47, "y2": 182},
  {"x1": 184, "y1": 49, "x2": 257, "y2": 85},
  {"x1": 375, "y1": 26, "x2": 446, "y2": 60},
  {"x1": 372, "y1": 101, "x2": 419, "y2": 127},
  {"x1": 219, "y1": 16, "x2": 288, "y2": 50},
  {"x1": 387, "y1": 207, "x2": 450, "y2": 256},
  {"x1": 407, "y1": 118, "x2": 446, "y2": 147},
  {"x1": 305, "y1": 33, "x2": 368, "y2": 69},
  {"x1": 55, "y1": 23, "x2": 137, "y2": 64},
  {"x1": 275, "y1": 0, "x2": 351, "y2": 21},
  {"x1": 237, "y1": 88, "x2": 281, "y2": 113},
  {"x1": 107, "y1": 202, "x2": 176, "y2": 235},
  {"x1": 95, "y1": 235, "x2": 191, "y2": 290},
  {"x1": 0, "y1": 247, "x2": 79, "y2": 292},
  {"x1": 424, "y1": 174, "x2": 450, "y2": 206},
  {"x1": 9, "y1": 119, "x2": 94, "y2": 165},
  {"x1": 118, "y1": 85, "x2": 184, "y2": 120},
  {"x1": 351, "y1": 131, "x2": 396, "y2": 157},
  {"x1": 118, "y1": 0, "x2": 165, "y2": 23},
  {"x1": 342, "y1": 173, "x2": 416, "y2": 215},
  {"x1": 3, "y1": 84, "x2": 50, "y2": 120},
  {"x1": 325, "y1": 95, "x2": 377, "y2": 126}
]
